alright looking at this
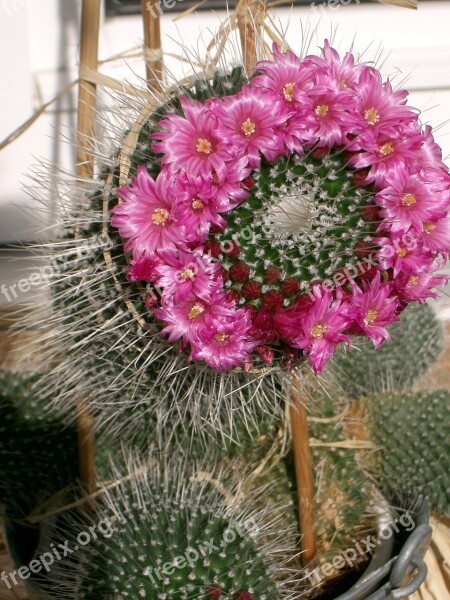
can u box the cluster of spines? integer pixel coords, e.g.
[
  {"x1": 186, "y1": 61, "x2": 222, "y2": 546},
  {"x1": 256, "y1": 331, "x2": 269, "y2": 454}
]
[
  {"x1": 366, "y1": 389, "x2": 450, "y2": 515},
  {"x1": 212, "y1": 151, "x2": 376, "y2": 312},
  {"x1": 38, "y1": 460, "x2": 298, "y2": 600}
]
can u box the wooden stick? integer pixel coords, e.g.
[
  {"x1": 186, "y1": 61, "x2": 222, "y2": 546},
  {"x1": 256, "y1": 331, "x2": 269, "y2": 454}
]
[
  {"x1": 290, "y1": 382, "x2": 317, "y2": 566},
  {"x1": 76, "y1": 0, "x2": 102, "y2": 500},
  {"x1": 236, "y1": 0, "x2": 259, "y2": 75},
  {"x1": 141, "y1": 0, "x2": 163, "y2": 91}
]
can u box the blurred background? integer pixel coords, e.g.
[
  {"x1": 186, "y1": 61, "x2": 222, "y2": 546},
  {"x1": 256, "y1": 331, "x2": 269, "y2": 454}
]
[{"x1": 0, "y1": 0, "x2": 449, "y2": 311}]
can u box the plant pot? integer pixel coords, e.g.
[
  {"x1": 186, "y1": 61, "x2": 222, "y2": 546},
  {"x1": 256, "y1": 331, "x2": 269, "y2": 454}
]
[{"x1": 334, "y1": 497, "x2": 431, "y2": 600}]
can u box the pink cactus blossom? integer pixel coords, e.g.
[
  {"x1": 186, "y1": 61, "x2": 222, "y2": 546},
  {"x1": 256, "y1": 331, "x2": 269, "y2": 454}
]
[
  {"x1": 420, "y1": 217, "x2": 450, "y2": 256},
  {"x1": 175, "y1": 176, "x2": 226, "y2": 243},
  {"x1": 395, "y1": 271, "x2": 449, "y2": 303},
  {"x1": 155, "y1": 292, "x2": 235, "y2": 344},
  {"x1": 213, "y1": 85, "x2": 289, "y2": 167},
  {"x1": 127, "y1": 251, "x2": 163, "y2": 283},
  {"x1": 151, "y1": 97, "x2": 235, "y2": 180},
  {"x1": 376, "y1": 234, "x2": 433, "y2": 276},
  {"x1": 252, "y1": 43, "x2": 315, "y2": 105},
  {"x1": 156, "y1": 248, "x2": 221, "y2": 303},
  {"x1": 190, "y1": 308, "x2": 255, "y2": 371},
  {"x1": 347, "y1": 274, "x2": 400, "y2": 349},
  {"x1": 289, "y1": 287, "x2": 351, "y2": 374},
  {"x1": 376, "y1": 166, "x2": 447, "y2": 233},
  {"x1": 305, "y1": 40, "x2": 364, "y2": 91},
  {"x1": 347, "y1": 125, "x2": 423, "y2": 187},
  {"x1": 111, "y1": 166, "x2": 184, "y2": 255},
  {"x1": 352, "y1": 68, "x2": 418, "y2": 136}
]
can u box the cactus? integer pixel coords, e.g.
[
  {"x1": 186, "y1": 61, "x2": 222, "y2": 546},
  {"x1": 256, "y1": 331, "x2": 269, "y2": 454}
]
[
  {"x1": 0, "y1": 370, "x2": 78, "y2": 517},
  {"x1": 331, "y1": 303, "x2": 443, "y2": 398},
  {"x1": 38, "y1": 459, "x2": 297, "y2": 600},
  {"x1": 27, "y1": 68, "x2": 287, "y2": 451},
  {"x1": 365, "y1": 389, "x2": 450, "y2": 515}
]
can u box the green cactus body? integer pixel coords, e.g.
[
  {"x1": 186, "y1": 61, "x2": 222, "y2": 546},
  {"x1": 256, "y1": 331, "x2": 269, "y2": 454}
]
[
  {"x1": 39, "y1": 461, "x2": 297, "y2": 600},
  {"x1": 331, "y1": 303, "x2": 443, "y2": 398},
  {"x1": 367, "y1": 389, "x2": 450, "y2": 515},
  {"x1": 0, "y1": 371, "x2": 78, "y2": 516},
  {"x1": 37, "y1": 72, "x2": 287, "y2": 446}
]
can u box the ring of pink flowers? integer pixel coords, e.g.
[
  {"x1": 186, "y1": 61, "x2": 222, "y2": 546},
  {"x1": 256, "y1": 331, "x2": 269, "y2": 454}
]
[{"x1": 111, "y1": 41, "x2": 450, "y2": 375}]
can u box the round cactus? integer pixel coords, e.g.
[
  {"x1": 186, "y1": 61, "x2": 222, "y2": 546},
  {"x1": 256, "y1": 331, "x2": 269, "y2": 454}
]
[
  {"x1": 365, "y1": 389, "x2": 450, "y2": 515},
  {"x1": 37, "y1": 459, "x2": 297, "y2": 599},
  {"x1": 331, "y1": 303, "x2": 443, "y2": 398}
]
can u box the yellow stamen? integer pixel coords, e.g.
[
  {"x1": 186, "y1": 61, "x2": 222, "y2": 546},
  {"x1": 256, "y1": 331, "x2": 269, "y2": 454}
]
[
  {"x1": 188, "y1": 304, "x2": 205, "y2": 320},
  {"x1": 196, "y1": 138, "x2": 212, "y2": 154},
  {"x1": 379, "y1": 142, "x2": 394, "y2": 156},
  {"x1": 151, "y1": 207, "x2": 169, "y2": 226},
  {"x1": 214, "y1": 332, "x2": 230, "y2": 343},
  {"x1": 397, "y1": 248, "x2": 407, "y2": 257},
  {"x1": 364, "y1": 107, "x2": 379, "y2": 126},
  {"x1": 283, "y1": 82, "x2": 295, "y2": 101},
  {"x1": 407, "y1": 276, "x2": 418, "y2": 287},
  {"x1": 315, "y1": 104, "x2": 329, "y2": 118},
  {"x1": 181, "y1": 268, "x2": 195, "y2": 280},
  {"x1": 311, "y1": 324, "x2": 327, "y2": 339},
  {"x1": 401, "y1": 193, "x2": 417, "y2": 207},
  {"x1": 241, "y1": 118, "x2": 256, "y2": 137},
  {"x1": 364, "y1": 309, "x2": 378, "y2": 327},
  {"x1": 191, "y1": 198, "x2": 204, "y2": 212},
  {"x1": 423, "y1": 222, "x2": 436, "y2": 233}
]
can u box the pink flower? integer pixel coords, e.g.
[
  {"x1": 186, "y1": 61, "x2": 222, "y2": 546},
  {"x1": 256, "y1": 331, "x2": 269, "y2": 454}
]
[
  {"x1": 347, "y1": 274, "x2": 399, "y2": 349},
  {"x1": 420, "y1": 217, "x2": 450, "y2": 256},
  {"x1": 111, "y1": 166, "x2": 183, "y2": 255},
  {"x1": 156, "y1": 248, "x2": 221, "y2": 303},
  {"x1": 190, "y1": 308, "x2": 255, "y2": 371},
  {"x1": 415, "y1": 125, "x2": 449, "y2": 172},
  {"x1": 154, "y1": 292, "x2": 234, "y2": 344},
  {"x1": 210, "y1": 156, "x2": 252, "y2": 212},
  {"x1": 151, "y1": 97, "x2": 235, "y2": 180},
  {"x1": 347, "y1": 125, "x2": 423, "y2": 187},
  {"x1": 376, "y1": 166, "x2": 447, "y2": 233},
  {"x1": 290, "y1": 287, "x2": 351, "y2": 374},
  {"x1": 252, "y1": 43, "x2": 315, "y2": 106},
  {"x1": 376, "y1": 234, "x2": 433, "y2": 276},
  {"x1": 395, "y1": 271, "x2": 449, "y2": 303},
  {"x1": 175, "y1": 176, "x2": 226, "y2": 243},
  {"x1": 305, "y1": 40, "x2": 363, "y2": 91},
  {"x1": 127, "y1": 251, "x2": 163, "y2": 283},
  {"x1": 352, "y1": 68, "x2": 418, "y2": 136},
  {"x1": 299, "y1": 86, "x2": 355, "y2": 148},
  {"x1": 213, "y1": 86, "x2": 289, "y2": 167}
]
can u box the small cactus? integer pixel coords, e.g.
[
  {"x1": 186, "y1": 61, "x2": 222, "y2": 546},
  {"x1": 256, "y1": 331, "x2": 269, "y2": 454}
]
[
  {"x1": 38, "y1": 459, "x2": 297, "y2": 599},
  {"x1": 0, "y1": 370, "x2": 78, "y2": 517},
  {"x1": 365, "y1": 389, "x2": 450, "y2": 515}
]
